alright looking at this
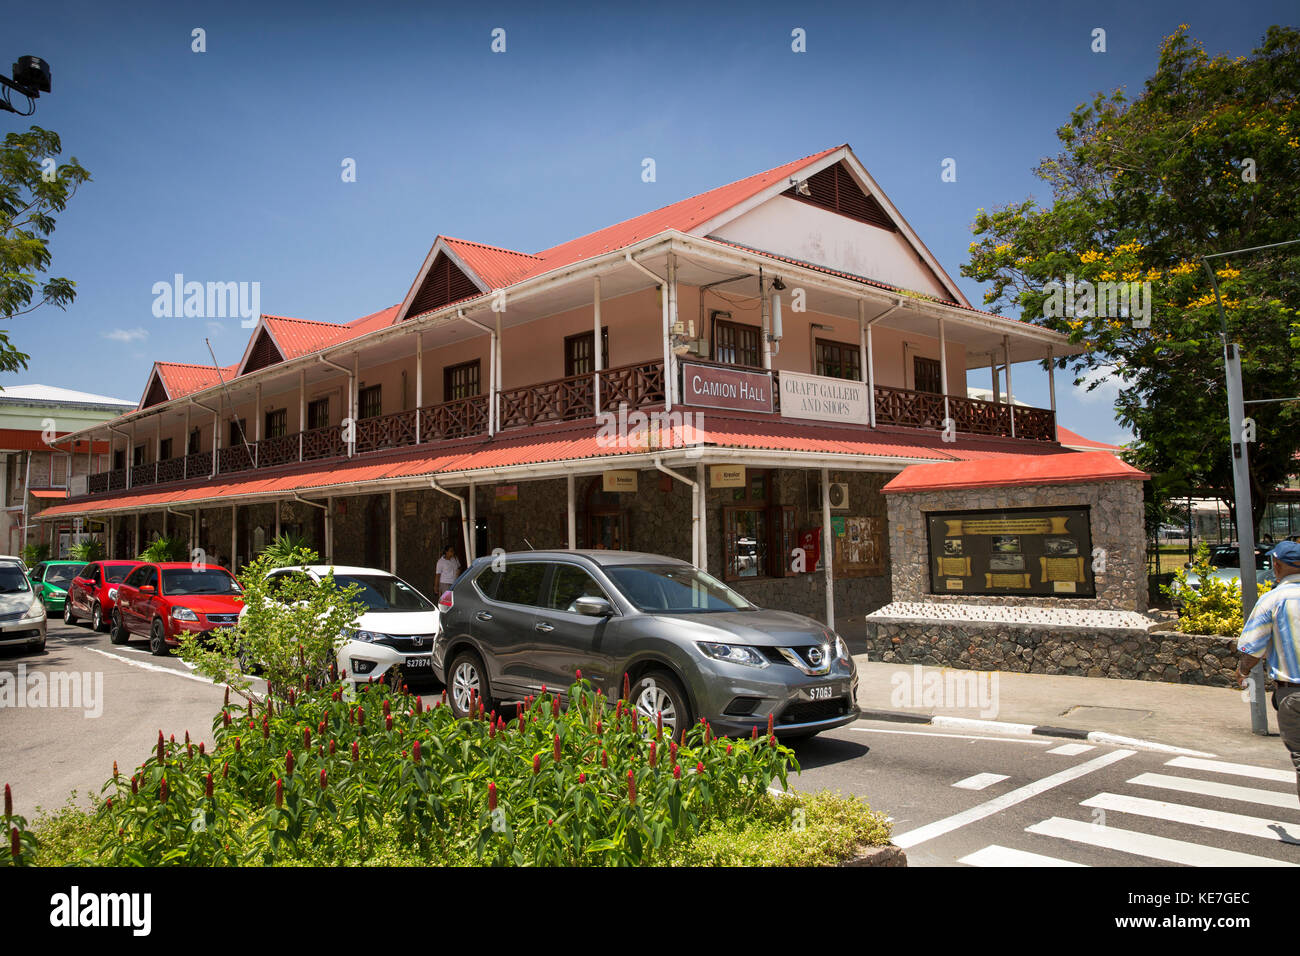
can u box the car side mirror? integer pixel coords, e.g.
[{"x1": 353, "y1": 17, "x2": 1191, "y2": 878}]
[
  {"x1": 573, "y1": 596, "x2": 612, "y2": 617},
  {"x1": 139, "y1": 585, "x2": 155, "y2": 595}
]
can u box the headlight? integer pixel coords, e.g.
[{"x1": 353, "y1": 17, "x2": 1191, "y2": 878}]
[
  {"x1": 353, "y1": 630, "x2": 381, "y2": 643},
  {"x1": 107, "y1": 588, "x2": 118, "y2": 600},
  {"x1": 171, "y1": 607, "x2": 199, "y2": 622},
  {"x1": 697, "y1": 642, "x2": 768, "y2": 668},
  {"x1": 23, "y1": 598, "x2": 45, "y2": 620},
  {"x1": 834, "y1": 634, "x2": 850, "y2": 663}
]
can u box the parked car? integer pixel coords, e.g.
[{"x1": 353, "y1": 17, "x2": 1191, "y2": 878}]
[
  {"x1": 256, "y1": 565, "x2": 442, "y2": 687},
  {"x1": 64, "y1": 560, "x2": 142, "y2": 631},
  {"x1": 1177, "y1": 545, "x2": 1274, "y2": 593},
  {"x1": 110, "y1": 562, "x2": 244, "y2": 655},
  {"x1": 434, "y1": 550, "x2": 860, "y2": 741},
  {"x1": 29, "y1": 560, "x2": 86, "y2": 616},
  {"x1": 0, "y1": 556, "x2": 46, "y2": 653}
]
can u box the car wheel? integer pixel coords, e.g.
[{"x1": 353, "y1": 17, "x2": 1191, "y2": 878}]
[
  {"x1": 109, "y1": 610, "x2": 129, "y2": 645},
  {"x1": 92, "y1": 602, "x2": 106, "y2": 632},
  {"x1": 31, "y1": 637, "x2": 46, "y2": 654},
  {"x1": 63, "y1": 601, "x2": 76, "y2": 626},
  {"x1": 149, "y1": 618, "x2": 169, "y2": 656},
  {"x1": 447, "y1": 649, "x2": 491, "y2": 719},
  {"x1": 630, "y1": 669, "x2": 692, "y2": 742}
]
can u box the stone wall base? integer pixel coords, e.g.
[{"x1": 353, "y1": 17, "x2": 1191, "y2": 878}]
[{"x1": 864, "y1": 618, "x2": 1238, "y2": 686}]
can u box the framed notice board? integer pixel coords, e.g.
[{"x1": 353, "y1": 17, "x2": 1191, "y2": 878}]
[{"x1": 924, "y1": 505, "x2": 1095, "y2": 598}]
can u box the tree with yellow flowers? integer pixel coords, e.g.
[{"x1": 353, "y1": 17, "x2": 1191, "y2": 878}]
[{"x1": 964, "y1": 24, "x2": 1300, "y2": 535}]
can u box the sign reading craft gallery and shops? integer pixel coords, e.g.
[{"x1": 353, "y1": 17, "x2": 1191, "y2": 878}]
[
  {"x1": 924, "y1": 505, "x2": 1096, "y2": 597},
  {"x1": 681, "y1": 362, "x2": 773, "y2": 413},
  {"x1": 778, "y1": 370, "x2": 870, "y2": 425}
]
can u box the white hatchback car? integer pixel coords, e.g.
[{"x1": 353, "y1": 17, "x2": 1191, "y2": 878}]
[{"x1": 262, "y1": 565, "x2": 442, "y2": 686}]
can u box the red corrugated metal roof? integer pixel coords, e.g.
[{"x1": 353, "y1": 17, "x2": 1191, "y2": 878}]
[
  {"x1": 30, "y1": 489, "x2": 68, "y2": 499},
  {"x1": 1056, "y1": 426, "x2": 1124, "y2": 452},
  {"x1": 881, "y1": 450, "x2": 1147, "y2": 494},
  {"x1": 0, "y1": 429, "x2": 109, "y2": 453},
  {"x1": 441, "y1": 239, "x2": 542, "y2": 289},
  {"x1": 39, "y1": 416, "x2": 1086, "y2": 518},
  {"x1": 155, "y1": 361, "x2": 239, "y2": 400}
]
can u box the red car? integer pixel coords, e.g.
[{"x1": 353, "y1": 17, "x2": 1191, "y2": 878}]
[
  {"x1": 65, "y1": 560, "x2": 142, "y2": 632},
  {"x1": 110, "y1": 562, "x2": 244, "y2": 656}
]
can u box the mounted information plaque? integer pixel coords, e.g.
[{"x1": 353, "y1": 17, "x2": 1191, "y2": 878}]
[{"x1": 924, "y1": 505, "x2": 1095, "y2": 598}]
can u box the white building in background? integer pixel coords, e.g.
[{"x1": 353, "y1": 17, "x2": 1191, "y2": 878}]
[{"x1": 0, "y1": 384, "x2": 136, "y2": 556}]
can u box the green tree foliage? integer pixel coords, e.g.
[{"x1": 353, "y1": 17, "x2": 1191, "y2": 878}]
[
  {"x1": 68, "y1": 538, "x2": 106, "y2": 562},
  {"x1": 0, "y1": 126, "x2": 92, "y2": 374},
  {"x1": 137, "y1": 536, "x2": 188, "y2": 562},
  {"x1": 963, "y1": 25, "x2": 1300, "y2": 528}
]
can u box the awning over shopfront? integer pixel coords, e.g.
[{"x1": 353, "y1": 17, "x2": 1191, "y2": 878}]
[
  {"x1": 30, "y1": 489, "x2": 69, "y2": 499},
  {"x1": 37, "y1": 413, "x2": 1078, "y2": 519}
]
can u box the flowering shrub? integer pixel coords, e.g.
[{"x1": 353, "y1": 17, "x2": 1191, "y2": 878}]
[
  {"x1": 1163, "y1": 544, "x2": 1272, "y2": 636},
  {"x1": 80, "y1": 674, "x2": 797, "y2": 866},
  {"x1": 3, "y1": 783, "x2": 38, "y2": 867}
]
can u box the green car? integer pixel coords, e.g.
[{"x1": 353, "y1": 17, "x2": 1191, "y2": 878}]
[{"x1": 30, "y1": 560, "x2": 85, "y2": 614}]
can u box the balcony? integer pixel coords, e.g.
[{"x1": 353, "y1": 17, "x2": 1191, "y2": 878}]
[{"x1": 77, "y1": 358, "x2": 1055, "y2": 499}]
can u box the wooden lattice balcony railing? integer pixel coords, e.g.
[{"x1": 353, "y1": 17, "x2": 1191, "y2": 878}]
[{"x1": 355, "y1": 409, "x2": 418, "y2": 455}]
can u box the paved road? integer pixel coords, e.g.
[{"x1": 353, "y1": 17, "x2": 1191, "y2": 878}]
[{"x1": 5, "y1": 620, "x2": 1299, "y2": 867}]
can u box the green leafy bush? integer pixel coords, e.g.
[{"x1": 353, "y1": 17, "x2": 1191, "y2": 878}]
[
  {"x1": 1162, "y1": 544, "x2": 1271, "y2": 636},
  {"x1": 137, "y1": 536, "x2": 188, "y2": 562},
  {"x1": 45, "y1": 675, "x2": 807, "y2": 866},
  {"x1": 19, "y1": 543, "x2": 48, "y2": 568},
  {"x1": 69, "y1": 538, "x2": 106, "y2": 562}
]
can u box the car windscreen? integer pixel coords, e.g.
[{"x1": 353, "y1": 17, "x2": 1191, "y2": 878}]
[
  {"x1": 104, "y1": 565, "x2": 134, "y2": 583},
  {"x1": 161, "y1": 569, "x2": 242, "y2": 596},
  {"x1": 0, "y1": 565, "x2": 31, "y2": 594},
  {"x1": 44, "y1": 565, "x2": 81, "y2": 589},
  {"x1": 334, "y1": 574, "x2": 434, "y2": 612},
  {"x1": 605, "y1": 565, "x2": 755, "y2": 613}
]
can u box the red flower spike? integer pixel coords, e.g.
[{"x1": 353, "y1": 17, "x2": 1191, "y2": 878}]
[
  {"x1": 157, "y1": 730, "x2": 165, "y2": 763},
  {"x1": 673, "y1": 765, "x2": 681, "y2": 781},
  {"x1": 3, "y1": 784, "x2": 10, "y2": 816},
  {"x1": 184, "y1": 730, "x2": 190, "y2": 746},
  {"x1": 274, "y1": 778, "x2": 283, "y2": 808},
  {"x1": 518, "y1": 715, "x2": 525, "y2": 732},
  {"x1": 489, "y1": 721, "x2": 496, "y2": 740},
  {"x1": 595, "y1": 720, "x2": 603, "y2": 735},
  {"x1": 318, "y1": 720, "x2": 326, "y2": 735},
  {"x1": 351, "y1": 741, "x2": 359, "y2": 762},
  {"x1": 575, "y1": 668, "x2": 582, "y2": 681},
  {"x1": 533, "y1": 754, "x2": 541, "y2": 775},
  {"x1": 262, "y1": 719, "x2": 270, "y2": 740},
  {"x1": 223, "y1": 711, "x2": 231, "y2": 728},
  {"x1": 601, "y1": 750, "x2": 608, "y2": 768},
  {"x1": 222, "y1": 761, "x2": 229, "y2": 779},
  {"x1": 130, "y1": 776, "x2": 138, "y2": 795},
  {"x1": 383, "y1": 699, "x2": 391, "y2": 716},
  {"x1": 553, "y1": 733, "x2": 561, "y2": 763},
  {"x1": 656, "y1": 711, "x2": 663, "y2": 738},
  {"x1": 385, "y1": 715, "x2": 393, "y2": 732},
  {"x1": 304, "y1": 728, "x2": 311, "y2": 750},
  {"x1": 160, "y1": 778, "x2": 169, "y2": 804},
  {"x1": 649, "y1": 741, "x2": 657, "y2": 768},
  {"x1": 357, "y1": 706, "x2": 365, "y2": 726},
  {"x1": 751, "y1": 726, "x2": 759, "y2": 740},
  {"x1": 329, "y1": 739, "x2": 336, "y2": 756},
  {"x1": 670, "y1": 741, "x2": 678, "y2": 763},
  {"x1": 199, "y1": 742, "x2": 205, "y2": 757},
  {"x1": 320, "y1": 769, "x2": 328, "y2": 791},
  {"x1": 413, "y1": 740, "x2": 422, "y2": 763},
  {"x1": 767, "y1": 712, "x2": 774, "y2": 736},
  {"x1": 696, "y1": 761, "x2": 705, "y2": 775},
  {"x1": 234, "y1": 737, "x2": 242, "y2": 753},
  {"x1": 578, "y1": 772, "x2": 586, "y2": 784},
  {"x1": 551, "y1": 696, "x2": 559, "y2": 718},
  {"x1": 288, "y1": 689, "x2": 295, "y2": 707},
  {"x1": 516, "y1": 702, "x2": 523, "y2": 719},
  {"x1": 205, "y1": 773, "x2": 213, "y2": 798},
  {"x1": 627, "y1": 770, "x2": 636, "y2": 805},
  {"x1": 10, "y1": 826, "x2": 18, "y2": 860},
  {"x1": 488, "y1": 782, "x2": 498, "y2": 812},
  {"x1": 286, "y1": 750, "x2": 295, "y2": 777},
  {"x1": 224, "y1": 686, "x2": 230, "y2": 708},
  {"x1": 769, "y1": 734, "x2": 776, "y2": 748},
  {"x1": 623, "y1": 672, "x2": 630, "y2": 701},
  {"x1": 106, "y1": 797, "x2": 112, "y2": 810}
]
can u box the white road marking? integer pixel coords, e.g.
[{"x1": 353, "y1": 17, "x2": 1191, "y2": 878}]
[
  {"x1": 958, "y1": 844, "x2": 1087, "y2": 867},
  {"x1": 953, "y1": 772, "x2": 1009, "y2": 791},
  {"x1": 1031, "y1": 816, "x2": 1296, "y2": 866},
  {"x1": 1127, "y1": 772, "x2": 1300, "y2": 811},
  {"x1": 1082, "y1": 792, "x2": 1300, "y2": 845},
  {"x1": 1085, "y1": 731, "x2": 1214, "y2": 757},
  {"x1": 852, "y1": 727, "x2": 1053, "y2": 746},
  {"x1": 80, "y1": 646, "x2": 220, "y2": 688},
  {"x1": 1165, "y1": 755, "x2": 1296, "y2": 785},
  {"x1": 1047, "y1": 743, "x2": 1094, "y2": 756},
  {"x1": 892, "y1": 749, "x2": 1136, "y2": 849}
]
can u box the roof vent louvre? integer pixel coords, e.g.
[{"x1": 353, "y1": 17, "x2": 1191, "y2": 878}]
[
  {"x1": 407, "y1": 252, "x2": 480, "y2": 317},
  {"x1": 784, "y1": 162, "x2": 896, "y2": 231}
]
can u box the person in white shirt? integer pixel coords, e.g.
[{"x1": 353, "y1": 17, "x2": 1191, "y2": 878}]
[{"x1": 435, "y1": 546, "x2": 462, "y2": 592}]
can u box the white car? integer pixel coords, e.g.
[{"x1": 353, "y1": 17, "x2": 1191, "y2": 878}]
[
  {"x1": 0, "y1": 558, "x2": 47, "y2": 653},
  {"x1": 261, "y1": 565, "x2": 442, "y2": 686}
]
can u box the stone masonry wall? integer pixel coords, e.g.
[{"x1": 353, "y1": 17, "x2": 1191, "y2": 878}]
[
  {"x1": 863, "y1": 619, "x2": 1238, "y2": 686},
  {"x1": 885, "y1": 478, "x2": 1147, "y2": 612}
]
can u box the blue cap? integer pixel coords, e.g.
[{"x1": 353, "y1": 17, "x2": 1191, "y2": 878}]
[{"x1": 1270, "y1": 540, "x2": 1300, "y2": 564}]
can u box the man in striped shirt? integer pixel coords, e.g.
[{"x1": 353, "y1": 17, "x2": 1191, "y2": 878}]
[{"x1": 1238, "y1": 540, "x2": 1300, "y2": 798}]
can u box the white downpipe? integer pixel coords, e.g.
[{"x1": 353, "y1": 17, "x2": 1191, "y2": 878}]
[
  {"x1": 625, "y1": 251, "x2": 672, "y2": 411},
  {"x1": 654, "y1": 457, "x2": 699, "y2": 569},
  {"x1": 593, "y1": 276, "x2": 602, "y2": 416},
  {"x1": 821, "y1": 467, "x2": 835, "y2": 630},
  {"x1": 317, "y1": 354, "x2": 354, "y2": 457},
  {"x1": 468, "y1": 482, "x2": 477, "y2": 560},
  {"x1": 938, "y1": 316, "x2": 950, "y2": 428},
  {"x1": 760, "y1": 272, "x2": 772, "y2": 370},
  {"x1": 1047, "y1": 345, "x2": 1058, "y2": 442},
  {"x1": 429, "y1": 479, "x2": 470, "y2": 563},
  {"x1": 389, "y1": 489, "x2": 397, "y2": 574},
  {"x1": 298, "y1": 369, "x2": 306, "y2": 462},
  {"x1": 696, "y1": 461, "x2": 707, "y2": 573},
  {"x1": 415, "y1": 332, "x2": 424, "y2": 444}
]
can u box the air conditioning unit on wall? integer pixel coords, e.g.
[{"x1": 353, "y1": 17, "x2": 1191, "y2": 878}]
[{"x1": 828, "y1": 482, "x2": 850, "y2": 510}]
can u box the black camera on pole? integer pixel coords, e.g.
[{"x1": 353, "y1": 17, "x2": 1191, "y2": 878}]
[{"x1": 1, "y1": 54, "x2": 53, "y2": 115}]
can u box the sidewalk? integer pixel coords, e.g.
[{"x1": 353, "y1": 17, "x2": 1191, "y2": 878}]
[{"x1": 852, "y1": 656, "x2": 1294, "y2": 771}]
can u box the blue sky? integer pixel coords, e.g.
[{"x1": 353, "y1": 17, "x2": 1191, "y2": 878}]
[{"x1": 2, "y1": 0, "x2": 1292, "y2": 444}]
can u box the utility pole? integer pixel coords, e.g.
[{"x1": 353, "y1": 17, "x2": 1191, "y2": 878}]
[{"x1": 1201, "y1": 237, "x2": 1300, "y2": 735}]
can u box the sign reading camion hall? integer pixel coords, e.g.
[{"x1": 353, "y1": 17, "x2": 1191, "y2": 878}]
[
  {"x1": 682, "y1": 362, "x2": 773, "y2": 413},
  {"x1": 778, "y1": 370, "x2": 870, "y2": 424}
]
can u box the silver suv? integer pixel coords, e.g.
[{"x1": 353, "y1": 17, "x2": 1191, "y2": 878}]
[{"x1": 433, "y1": 550, "x2": 859, "y2": 741}]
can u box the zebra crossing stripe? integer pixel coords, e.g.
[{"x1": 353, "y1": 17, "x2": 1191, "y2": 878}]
[
  {"x1": 892, "y1": 749, "x2": 1135, "y2": 849},
  {"x1": 952, "y1": 773, "x2": 1009, "y2": 791},
  {"x1": 1165, "y1": 755, "x2": 1295, "y2": 785},
  {"x1": 1026, "y1": 816, "x2": 1297, "y2": 867},
  {"x1": 1081, "y1": 792, "x2": 1300, "y2": 847},
  {"x1": 1127, "y1": 772, "x2": 1300, "y2": 811},
  {"x1": 958, "y1": 845, "x2": 1086, "y2": 867}
]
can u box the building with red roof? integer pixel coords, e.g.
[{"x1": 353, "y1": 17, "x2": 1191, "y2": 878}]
[{"x1": 43, "y1": 144, "x2": 1142, "y2": 624}]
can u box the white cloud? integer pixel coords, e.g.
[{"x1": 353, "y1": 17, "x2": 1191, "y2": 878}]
[
  {"x1": 205, "y1": 322, "x2": 224, "y2": 337},
  {"x1": 1074, "y1": 365, "x2": 1124, "y2": 406},
  {"x1": 102, "y1": 327, "x2": 149, "y2": 343}
]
